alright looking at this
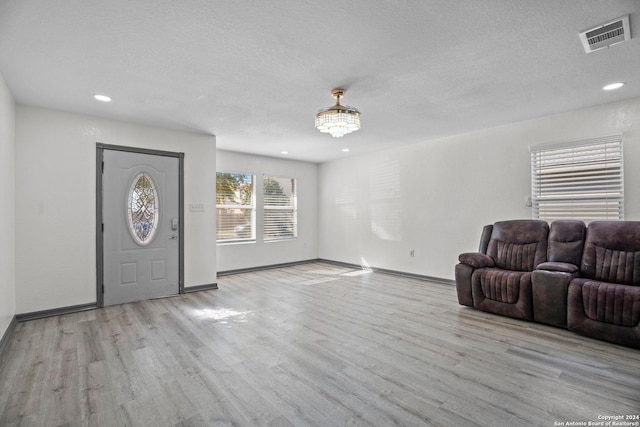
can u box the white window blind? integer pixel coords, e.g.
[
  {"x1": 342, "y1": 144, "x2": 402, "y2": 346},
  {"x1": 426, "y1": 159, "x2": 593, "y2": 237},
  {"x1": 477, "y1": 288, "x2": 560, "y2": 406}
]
[
  {"x1": 263, "y1": 175, "x2": 297, "y2": 241},
  {"x1": 530, "y1": 135, "x2": 623, "y2": 222},
  {"x1": 216, "y1": 172, "x2": 255, "y2": 243}
]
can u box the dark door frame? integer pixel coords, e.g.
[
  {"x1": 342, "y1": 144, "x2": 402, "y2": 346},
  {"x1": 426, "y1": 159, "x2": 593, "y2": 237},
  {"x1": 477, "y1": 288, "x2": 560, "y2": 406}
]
[{"x1": 96, "y1": 143, "x2": 185, "y2": 307}]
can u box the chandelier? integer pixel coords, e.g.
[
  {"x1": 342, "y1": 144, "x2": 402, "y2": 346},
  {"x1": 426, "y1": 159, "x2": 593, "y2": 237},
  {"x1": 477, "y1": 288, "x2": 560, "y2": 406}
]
[{"x1": 315, "y1": 88, "x2": 361, "y2": 138}]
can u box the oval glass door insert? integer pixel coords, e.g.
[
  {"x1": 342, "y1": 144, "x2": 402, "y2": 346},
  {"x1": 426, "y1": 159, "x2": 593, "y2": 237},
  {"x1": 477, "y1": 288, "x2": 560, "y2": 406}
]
[{"x1": 127, "y1": 172, "x2": 159, "y2": 245}]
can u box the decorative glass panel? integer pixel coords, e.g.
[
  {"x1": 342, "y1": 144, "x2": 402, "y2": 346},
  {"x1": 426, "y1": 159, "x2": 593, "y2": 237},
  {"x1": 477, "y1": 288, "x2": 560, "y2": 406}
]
[{"x1": 127, "y1": 172, "x2": 159, "y2": 245}]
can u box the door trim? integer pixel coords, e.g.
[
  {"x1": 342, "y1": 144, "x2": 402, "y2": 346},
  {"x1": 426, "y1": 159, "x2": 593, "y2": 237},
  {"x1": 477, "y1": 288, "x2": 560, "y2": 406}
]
[{"x1": 96, "y1": 143, "x2": 185, "y2": 307}]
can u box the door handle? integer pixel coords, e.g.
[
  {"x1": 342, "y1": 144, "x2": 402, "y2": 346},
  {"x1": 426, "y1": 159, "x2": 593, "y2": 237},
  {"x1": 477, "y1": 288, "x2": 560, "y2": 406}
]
[{"x1": 171, "y1": 217, "x2": 179, "y2": 230}]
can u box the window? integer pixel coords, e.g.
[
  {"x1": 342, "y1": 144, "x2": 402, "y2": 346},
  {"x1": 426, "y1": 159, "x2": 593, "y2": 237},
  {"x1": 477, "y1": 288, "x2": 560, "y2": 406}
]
[
  {"x1": 216, "y1": 172, "x2": 255, "y2": 242},
  {"x1": 263, "y1": 175, "x2": 297, "y2": 241},
  {"x1": 530, "y1": 135, "x2": 623, "y2": 222}
]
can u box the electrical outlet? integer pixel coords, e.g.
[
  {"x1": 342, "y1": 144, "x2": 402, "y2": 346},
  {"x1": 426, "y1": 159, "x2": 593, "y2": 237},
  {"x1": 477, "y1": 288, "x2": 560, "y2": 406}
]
[{"x1": 189, "y1": 203, "x2": 205, "y2": 212}]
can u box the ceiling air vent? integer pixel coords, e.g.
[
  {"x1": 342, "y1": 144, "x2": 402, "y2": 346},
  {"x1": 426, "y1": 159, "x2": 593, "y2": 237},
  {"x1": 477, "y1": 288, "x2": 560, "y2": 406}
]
[{"x1": 579, "y1": 15, "x2": 631, "y2": 53}]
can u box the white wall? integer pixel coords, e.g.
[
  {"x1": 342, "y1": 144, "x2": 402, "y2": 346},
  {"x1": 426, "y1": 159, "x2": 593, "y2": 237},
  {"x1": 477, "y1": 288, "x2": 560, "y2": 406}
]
[
  {"x1": 15, "y1": 106, "x2": 217, "y2": 314},
  {"x1": 216, "y1": 150, "x2": 319, "y2": 272},
  {"x1": 319, "y1": 97, "x2": 640, "y2": 281},
  {"x1": 0, "y1": 73, "x2": 15, "y2": 336}
]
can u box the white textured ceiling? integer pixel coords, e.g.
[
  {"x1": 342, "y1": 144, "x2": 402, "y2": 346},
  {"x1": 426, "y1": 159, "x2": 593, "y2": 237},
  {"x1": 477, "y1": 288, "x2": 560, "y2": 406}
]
[{"x1": 1, "y1": 0, "x2": 639, "y2": 162}]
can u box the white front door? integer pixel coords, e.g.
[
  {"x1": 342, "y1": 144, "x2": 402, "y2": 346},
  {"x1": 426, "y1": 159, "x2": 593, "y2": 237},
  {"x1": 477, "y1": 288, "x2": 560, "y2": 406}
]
[{"x1": 102, "y1": 149, "x2": 180, "y2": 306}]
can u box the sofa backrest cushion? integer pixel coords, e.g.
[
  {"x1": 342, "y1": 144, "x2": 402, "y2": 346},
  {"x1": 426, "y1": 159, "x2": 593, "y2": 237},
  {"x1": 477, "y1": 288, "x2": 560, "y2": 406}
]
[
  {"x1": 548, "y1": 220, "x2": 586, "y2": 266},
  {"x1": 486, "y1": 220, "x2": 549, "y2": 272},
  {"x1": 581, "y1": 221, "x2": 640, "y2": 285}
]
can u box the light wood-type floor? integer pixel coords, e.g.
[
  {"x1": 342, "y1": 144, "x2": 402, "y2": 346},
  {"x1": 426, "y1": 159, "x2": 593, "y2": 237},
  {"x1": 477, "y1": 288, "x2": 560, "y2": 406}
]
[{"x1": 1, "y1": 262, "x2": 639, "y2": 426}]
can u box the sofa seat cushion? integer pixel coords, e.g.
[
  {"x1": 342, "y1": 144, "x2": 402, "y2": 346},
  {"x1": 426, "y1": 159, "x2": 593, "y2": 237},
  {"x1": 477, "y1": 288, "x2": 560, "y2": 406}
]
[
  {"x1": 568, "y1": 280, "x2": 640, "y2": 348},
  {"x1": 471, "y1": 268, "x2": 533, "y2": 320},
  {"x1": 478, "y1": 269, "x2": 528, "y2": 303},
  {"x1": 580, "y1": 281, "x2": 640, "y2": 327}
]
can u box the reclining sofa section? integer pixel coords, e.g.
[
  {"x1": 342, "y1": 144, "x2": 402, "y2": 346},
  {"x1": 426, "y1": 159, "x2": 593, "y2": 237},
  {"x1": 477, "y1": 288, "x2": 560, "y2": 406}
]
[{"x1": 456, "y1": 219, "x2": 640, "y2": 349}]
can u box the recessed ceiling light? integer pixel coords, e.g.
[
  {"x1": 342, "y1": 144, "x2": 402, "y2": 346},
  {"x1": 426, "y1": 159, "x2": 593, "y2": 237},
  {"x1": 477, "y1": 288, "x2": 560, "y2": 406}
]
[
  {"x1": 94, "y1": 94, "x2": 112, "y2": 102},
  {"x1": 342, "y1": 148, "x2": 350, "y2": 152},
  {"x1": 281, "y1": 151, "x2": 289, "y2": 154},
  {"x1": 602, "y1": 82, "x2": 625, "y2": 91}
]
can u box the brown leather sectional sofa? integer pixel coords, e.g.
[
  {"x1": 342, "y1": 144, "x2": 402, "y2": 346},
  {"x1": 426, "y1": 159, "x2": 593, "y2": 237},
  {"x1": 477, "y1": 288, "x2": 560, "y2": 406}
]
[{"x1": 455, "y1": 219, "x2": 640, "y2": 349}]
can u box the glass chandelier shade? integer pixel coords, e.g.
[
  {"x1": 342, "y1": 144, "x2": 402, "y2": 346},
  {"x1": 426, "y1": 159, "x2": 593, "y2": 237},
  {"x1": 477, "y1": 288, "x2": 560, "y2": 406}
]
[{"x1": 315, "y1": 89, "x2": 361, "y2": 138}]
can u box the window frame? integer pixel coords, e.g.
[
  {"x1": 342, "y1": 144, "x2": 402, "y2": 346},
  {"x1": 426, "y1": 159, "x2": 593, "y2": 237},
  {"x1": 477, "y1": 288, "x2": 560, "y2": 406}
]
[
  {"x1": 263, "y1": 175, "x2": 298, "y2": 242},
  {"x1": 530, "y1": 134, "x2": 624, "y2": 222},
  {"x1": 215, "y1": 171, "x2": 256, "y2": 244}
]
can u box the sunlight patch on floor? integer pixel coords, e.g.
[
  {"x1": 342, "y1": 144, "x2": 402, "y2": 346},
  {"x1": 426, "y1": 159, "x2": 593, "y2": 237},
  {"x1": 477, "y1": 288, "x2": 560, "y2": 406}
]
[
  {"x1": 308, "y1": 268, "x2": 354, "y2": 275},
  {"x1": 341, "y1": 270, "x2": 373, "y2": 277},
  {"x1": 299, "y1": 277, "x2": 340, "y2": 285},
  {"x1": 188, "y1": 307, "x2": 253, "y2": 322}
]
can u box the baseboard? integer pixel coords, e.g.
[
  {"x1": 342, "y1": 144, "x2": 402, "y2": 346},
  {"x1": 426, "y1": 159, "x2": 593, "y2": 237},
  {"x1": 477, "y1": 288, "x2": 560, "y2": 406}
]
[
  {"x1": 0, "y1": 316, "x2": 18, "y2": 358},
  {"x1": 216, "y1": 259, "x2": 320, "y2": 277},
  {"x1": 318, "y1": 258, "x2": 455, "y2": 285},
  {"x1": 15, "y1": 302, "x2": 97, "y2": 322},
  {"x1": 183, "y1": 283, "x2": 219, "y2": 293},
  {"x1": 371, "y1": 266, "x2": 455, "y2": 285}
]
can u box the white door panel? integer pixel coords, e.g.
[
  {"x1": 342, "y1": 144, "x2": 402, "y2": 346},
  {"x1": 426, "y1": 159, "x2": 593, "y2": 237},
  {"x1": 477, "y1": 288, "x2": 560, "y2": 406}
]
[{"x1": 102, "y1": 150, "x2": 180, "y2": 306}]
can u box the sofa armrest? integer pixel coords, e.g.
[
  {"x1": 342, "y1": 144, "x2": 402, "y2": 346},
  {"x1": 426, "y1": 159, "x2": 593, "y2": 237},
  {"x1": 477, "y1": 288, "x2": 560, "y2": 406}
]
[
  {"x1": 455, "y1": 263, "x2": 474, "y2": 307},
  {"x1": 536, "y1": 261, "x2": 579, "y2": 273},
  {"x1": 458, "y1": 252, "x2": 495, "y2": 269}
]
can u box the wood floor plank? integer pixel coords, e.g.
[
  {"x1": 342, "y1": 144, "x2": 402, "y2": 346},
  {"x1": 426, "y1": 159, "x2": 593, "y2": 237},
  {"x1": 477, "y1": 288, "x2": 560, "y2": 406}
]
[{"x1": 1, "y1": 261, "x2": 639, "y2": 426}]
